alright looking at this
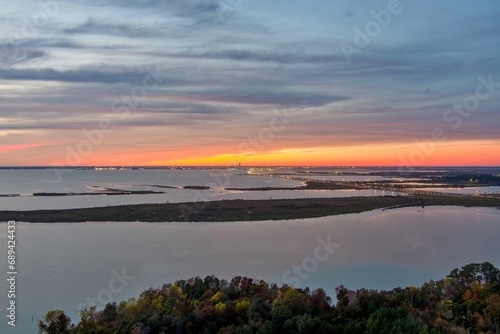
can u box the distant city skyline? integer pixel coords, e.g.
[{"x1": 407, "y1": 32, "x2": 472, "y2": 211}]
[{"x1": 1, "y1": 1, "x2": 500, "y2": 166}]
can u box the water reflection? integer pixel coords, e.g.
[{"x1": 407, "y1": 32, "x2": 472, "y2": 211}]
[
  {"x1": 0, "y1": 206, "x2": 498, "y2": 333},
  {"x1": 0, "y1": 170, "x2": 399, "y2": 210}
]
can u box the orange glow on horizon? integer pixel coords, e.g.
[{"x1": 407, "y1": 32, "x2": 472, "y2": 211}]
[
  {"x1": 3, "y1": 140, "x2": 500, "y2": 167},
  {"x1": 0, "y1": 143, "x2": 50, "y2": 154},
  {"x1": 151, "y1": 140, "x2": 500, "y2": 167}
]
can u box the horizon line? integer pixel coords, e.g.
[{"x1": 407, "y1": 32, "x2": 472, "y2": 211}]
[{"x1": 1, "y1": 165, "x2": 500, "y2": 169}]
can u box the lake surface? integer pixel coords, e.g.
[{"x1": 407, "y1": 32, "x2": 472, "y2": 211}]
[
  {"x1": 0, "y1": 170, "x2": 398, "y2": 210},
  {"x1": 0, "y1": 206, "x2": 499, "y2": 333}
]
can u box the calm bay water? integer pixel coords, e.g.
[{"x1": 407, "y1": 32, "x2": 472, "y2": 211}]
[
  {"x1": 3, "y1": 170, "x2": 497, "y2": 211},
  {"x1": 0, "y1": 170, "x2": 498, "y2": 332},
  {"x1": 0, "y1": 170, "x2": 396, "y2": 210},
  {"x1": 0, "y1": 169, "x2": 303, "y2": 195},
  {"x1": 0, "y1": 206, "x2": 499, "y2": 333}
]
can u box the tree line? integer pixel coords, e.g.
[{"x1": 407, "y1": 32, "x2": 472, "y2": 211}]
[{"x1": 39, "y1": 262, "x2": 500, "y2": 334}]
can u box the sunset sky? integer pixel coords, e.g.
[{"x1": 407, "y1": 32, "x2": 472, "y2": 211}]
[{"x1": 1, "y1": 0, "x2": 500, "y2": 166}]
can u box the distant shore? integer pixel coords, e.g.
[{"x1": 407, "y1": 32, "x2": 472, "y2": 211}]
[{"x1": 1, "y1": 195, "x2": 499, "y2": 223}]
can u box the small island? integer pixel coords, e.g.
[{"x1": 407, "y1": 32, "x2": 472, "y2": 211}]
[{"x1": 1, "y1": 194, "x2": 499, "y2": 223}]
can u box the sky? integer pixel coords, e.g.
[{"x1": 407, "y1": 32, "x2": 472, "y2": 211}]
[{"x1": 1, "y1": 0, "x2": 500, "y2": 166}]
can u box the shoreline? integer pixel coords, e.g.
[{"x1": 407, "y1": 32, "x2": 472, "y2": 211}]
[{"x1": 1, "y1": 195, "x2": 499, "y2": 223}]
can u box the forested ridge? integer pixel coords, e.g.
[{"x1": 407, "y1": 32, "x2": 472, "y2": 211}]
[{"x1": 39, "y1": 262, "x2": 500, "y2": 334}]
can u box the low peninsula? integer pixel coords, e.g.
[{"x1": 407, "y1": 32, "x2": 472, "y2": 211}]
[{"x1": 1, "y1": 194, "x2": 499, "y2": 223}]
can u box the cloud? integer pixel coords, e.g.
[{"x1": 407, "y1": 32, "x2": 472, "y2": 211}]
[
  {"x1": 163, "y1": 49, "x2": 345, "y2": 64},
  {"x1": 0, "y1": 46, "x2": 46, "y2": 65},
  {"x1": 0, "y1": 143, "x2": 49, "y2": 154},
  {"x1": 1, "y1": 0, "x2": 500, "y2": 165},
  {"x1": 185, "y1": 89, "x2": 350, "y2": 107},
  {"x1": 0, "y1": 66, "x2": 167, "y2": 84},
  {"x1": 64, "y1": 18, "x2": 158, "y2": 38}
]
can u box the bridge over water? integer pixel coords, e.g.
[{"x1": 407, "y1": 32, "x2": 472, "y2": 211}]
[{"x1": 267, "y1": 174, "x2": 476, "y2": 198}]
